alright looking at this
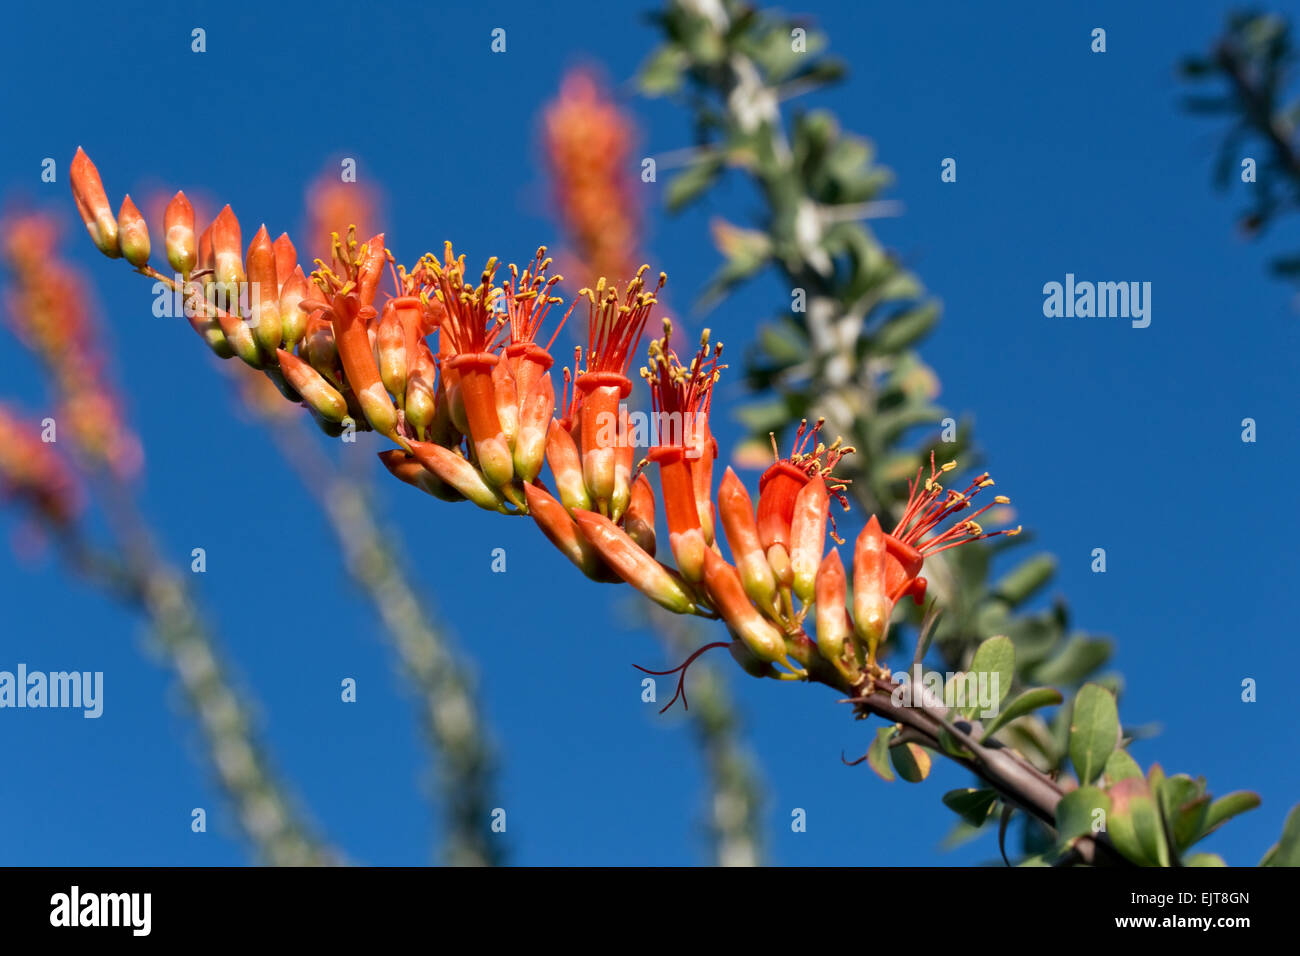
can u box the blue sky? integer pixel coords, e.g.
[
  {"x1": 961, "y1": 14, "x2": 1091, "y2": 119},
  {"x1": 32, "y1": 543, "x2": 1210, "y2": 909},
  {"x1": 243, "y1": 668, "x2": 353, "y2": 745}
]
[{"x1": 1, "y1": 0, "x2": 1296, "y2": 865}]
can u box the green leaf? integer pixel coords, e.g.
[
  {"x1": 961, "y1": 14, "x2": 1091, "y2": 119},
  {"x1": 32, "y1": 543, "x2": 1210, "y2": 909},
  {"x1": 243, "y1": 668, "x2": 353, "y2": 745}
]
[
  {"x1": 991, "y1": 554, "x2": 1057, "y2": 606},
  {"x1": 1157, "y1": 775, "x2": 1208, "y2": 851},
  {"x1": 638, "y1": 45, "x2": 688, "y2": 95},
  {"x1": 872, "y1": 303, "x2": 939, "y2": 353},
  {"x1": 942, "y1": 788, "x2": 999, "y2": 828},
  {"x1": 1069, "y1": 683, "x2": 1120, "y2": 785},
  {"x1": 981, "y1": 687, "x2": 1063, "y2": 739},
  {"x1": 1030, "y1": 635, "x2": 1112, "y2": 686},
  {"x1": 1103, "y1": 750, "x2": 1144, "y2": 784},
  {"x1": 665, "y1": 157, "x2": 723, "y2": 213},
  {"x1": 736, "y1": 398, "x2": 790, "y2": 432},
  {"x1": 1184, "y1": 853, "x2": 1226, "y2": 866},
  {"x1": 1200, "y1": 791, "x2": 1261, "y2": 839},
  {"x1": 958, "y1": 635, "x2": 1014, "y2": 719},
  {"x1": 1260, "y1": 802, "x2": 1300, "y2": 866},
  {"x1": 865, "y1": 726, "x2": 895, "y2": 782},
  {"x1": 784, "y1": 58, "x2": 847, "y2": 94},
  {"x1": 889, "y1": 741, "x2": 931, "y2": 783},
  {"x1": 1055, "y1": 785, "x2": 1110, "y2": 847}
]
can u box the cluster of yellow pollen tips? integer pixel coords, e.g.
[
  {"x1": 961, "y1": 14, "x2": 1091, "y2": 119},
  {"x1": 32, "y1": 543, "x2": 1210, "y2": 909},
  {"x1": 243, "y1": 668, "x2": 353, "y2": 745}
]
[
  {"x1": 770, "y1": 418, "x2": 856, "y2": 501},
  {"x1": 641, "y1": 320, "x2": 725, "y2": 421},
  {"x1": 428, "y1": 242, "x2": 506, "y2": 356},
  {"x1": 308, "y1": 227, "x2": 389, "y2": 300},
  {"x1": 579, "y1": 265, "x2": 666, "y2": 376},
  {"x1": 504, "y1": 247, "x2": 570, "y2": 350},
  {"x1": 894, "y1": 452, "x2": 1022, "y2": 556}
]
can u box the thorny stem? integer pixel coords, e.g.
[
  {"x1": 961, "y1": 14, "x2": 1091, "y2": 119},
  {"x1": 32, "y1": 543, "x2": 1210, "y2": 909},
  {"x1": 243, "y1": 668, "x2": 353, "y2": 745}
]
[{"x1": 842, "y1": 672, "x2": 1127, "y2": 866}]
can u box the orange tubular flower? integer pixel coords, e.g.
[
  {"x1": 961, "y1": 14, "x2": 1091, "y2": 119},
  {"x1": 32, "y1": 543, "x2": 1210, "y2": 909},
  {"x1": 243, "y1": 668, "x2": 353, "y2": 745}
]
[
  {"x1": 827, "y1": 455, "x2": 1019, "y2": 675},
  {"x1": 522, "y1": 483, "x2": 618, "y2": 582},
  {"x1": 334, "y1": 295, "x2": 396, "y2": 438},
  {"x1": 275, "y1": 349, "x2": 348, "y2": 424},
  {"x1": 572, "y1": 509, "x2": 696, "y2": 615},
  {"x1": 702, "y1": 550, "x2": 800, "y2": 675},
  {"x1": 406, "y1": 438, "x2": 506, "y2": 513},
  {"x1": 308, "y1": 232, "x2": 400, "y2": 439},
  {"x1": 882, "y1": 453, "x2": 1020, "y2": 608},
  {"x1": 641, "y1": 322, "x2": 723, "y2": 584},
  {"x1": 376, "y1": 299, "x2": 407, "y2": 400},
  {"x1": 814, "y1": 548, "x2": 855, "y2": 682},
  {"x1": 430, "y1": 246, "x2": 513, "y2": 489},
  {"x1": 756, "y1": 419, "x2": 852, "y2": 597},
  {"x1": 718, "y1": 466, "x2": 778, "y2": 613},
  {"x1": 502, "y1": 248, "x2": 569, "y2": 483},
  {"x1": 567, "y1": 267, "x2": 664, "y2": 521},
  {"x1": 544, "y1": 420, "x2": 591, "y2": 512},
  {"x1": 624, "y1": 473, "x2": 657, "y2": 556},
  {"x1": 788, "y1": 474, "x2": 829, "y2": 608},
  {"x1": 279, "y1": 267, "x2": 310, "y2": 354},
  {"x1": 404, "y1": 340, "x2": 439, "y2": 441},
  {"x1": 69, "y1": 147, "x2": 119, "y2": 258},
  {"x1": 852, "y1": 514, "x2": 893, "y2": 664}
]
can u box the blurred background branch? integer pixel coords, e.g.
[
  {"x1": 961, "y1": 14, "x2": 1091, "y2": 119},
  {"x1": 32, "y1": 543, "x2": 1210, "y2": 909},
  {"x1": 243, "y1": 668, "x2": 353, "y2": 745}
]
[
  {"x1": 1, "y1": 213, "x2": 336, "y2": 865},
  {"x1": 232, "y1": 368, "x2": 503, "y2": 866}
]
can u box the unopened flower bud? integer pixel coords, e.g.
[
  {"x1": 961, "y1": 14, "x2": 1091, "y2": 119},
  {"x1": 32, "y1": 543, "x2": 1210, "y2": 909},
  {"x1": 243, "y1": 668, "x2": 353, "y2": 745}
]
[
  {"x1": 69, "y1": 147, "x2": 119, "y2": 258},
  {"x1": 572, "y1": 509, "x2": 697, "y2": 615},
  {"x1": 164, "y1": 191, "x2": 196, "y2": 277},
  {"x1": 116, "y1": 195, "x2": 150, "y2": 268}
]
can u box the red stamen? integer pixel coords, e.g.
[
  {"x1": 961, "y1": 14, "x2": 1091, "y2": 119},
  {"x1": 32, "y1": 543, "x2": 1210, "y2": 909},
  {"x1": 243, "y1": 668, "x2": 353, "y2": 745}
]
[
  {"x1": 579, "y1": 265, "x2": 664, "y2": 376},
  {"x1": 892, "y1": 452, "x2": 1020, "y2": 555}
]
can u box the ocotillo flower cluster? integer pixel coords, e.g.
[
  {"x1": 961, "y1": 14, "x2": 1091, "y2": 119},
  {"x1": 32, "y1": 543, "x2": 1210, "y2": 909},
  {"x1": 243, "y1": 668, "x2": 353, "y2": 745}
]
[{"x1": 67, "y1": 147, "x2": 1020, "y2": 697}]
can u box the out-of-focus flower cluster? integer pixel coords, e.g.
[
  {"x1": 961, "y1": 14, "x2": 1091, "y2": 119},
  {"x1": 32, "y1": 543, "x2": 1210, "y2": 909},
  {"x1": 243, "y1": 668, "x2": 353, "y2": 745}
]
[
  {"x1": 0, "y1": 403, "x2": 79, "y2": 527},
  {"x1": 543, "y1": 69, "x2": 642, "y2": 291},
  {"x1": 2, "y1": 212, "x2": 141, "y2": 478},
  {"x1": 303, "y1": 164, "x2": 381, "y2": 265}
]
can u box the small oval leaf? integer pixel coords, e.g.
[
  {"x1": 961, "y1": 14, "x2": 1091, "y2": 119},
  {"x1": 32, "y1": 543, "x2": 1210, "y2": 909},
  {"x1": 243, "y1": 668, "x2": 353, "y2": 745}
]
[
  {"x1": 981, "y1": 687, "x2": 1063, "y2": 739},
  {"x1": 889, "y1": 741, "x2": 931, "y2": 783},
  {"x1": 1069, "y1": 683, "x2": 1120, "y2": 785}
]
